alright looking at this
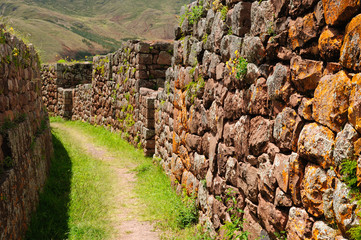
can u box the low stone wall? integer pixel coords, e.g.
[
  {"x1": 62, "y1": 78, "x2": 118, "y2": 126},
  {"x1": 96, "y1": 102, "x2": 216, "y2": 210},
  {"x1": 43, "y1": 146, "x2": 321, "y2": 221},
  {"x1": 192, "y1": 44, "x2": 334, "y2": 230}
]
[
  {"x1": 154, "y1": 0, "x2": 361, "y2": 239},
  {"x1": 0, "y1": 26, "x2": 52, "y2": 239}
]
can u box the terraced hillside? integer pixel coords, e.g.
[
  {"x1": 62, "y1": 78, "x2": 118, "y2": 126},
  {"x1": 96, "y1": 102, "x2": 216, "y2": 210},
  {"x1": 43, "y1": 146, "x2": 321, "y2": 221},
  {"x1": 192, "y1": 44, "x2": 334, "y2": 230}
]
[{"x1": 0, "y1": 0, "x2": 191, "y2": 62}]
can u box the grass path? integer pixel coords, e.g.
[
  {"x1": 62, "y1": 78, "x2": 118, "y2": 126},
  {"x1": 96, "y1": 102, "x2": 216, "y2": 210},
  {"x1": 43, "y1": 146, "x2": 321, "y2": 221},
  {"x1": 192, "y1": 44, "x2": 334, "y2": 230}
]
[
  {"x1": 51, "y1": 122, "x2": 159, "y2": 240},
  {"x1": 26, "y1": 118, "x2": 200, "y2": 240}
]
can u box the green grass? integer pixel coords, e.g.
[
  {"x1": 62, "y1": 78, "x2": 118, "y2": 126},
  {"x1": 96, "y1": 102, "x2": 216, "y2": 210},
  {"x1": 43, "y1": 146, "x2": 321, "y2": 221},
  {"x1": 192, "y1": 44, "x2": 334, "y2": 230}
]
[
  {"x1": 26, "y1": 119, "x2": 112, "y2": 240},
  {"x1": 27, "y1": 116, "x2": 202, "y2": 239}
]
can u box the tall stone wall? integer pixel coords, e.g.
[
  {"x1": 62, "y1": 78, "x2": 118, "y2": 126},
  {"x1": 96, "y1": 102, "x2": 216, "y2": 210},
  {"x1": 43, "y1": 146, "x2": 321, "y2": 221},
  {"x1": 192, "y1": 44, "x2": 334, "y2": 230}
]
[
  {"x1": 42, "y1": 40, "x2": 173, "y2": 156},
  {"x1": 0, "y1": 26, "x2": 53, "y2": 239},
  {"x1": 89, "y1": 41, "x2": 172, "y2": 154},
  {"x1": 154, "y1": 0, "x2": 361, "y2": 239}
]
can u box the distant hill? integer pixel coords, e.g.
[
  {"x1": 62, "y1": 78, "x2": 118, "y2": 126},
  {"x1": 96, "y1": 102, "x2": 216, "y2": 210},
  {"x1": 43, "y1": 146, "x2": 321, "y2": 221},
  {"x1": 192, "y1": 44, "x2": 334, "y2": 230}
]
[{"x1": 0, "y1": 0, "x2": 191, "y2": 62}]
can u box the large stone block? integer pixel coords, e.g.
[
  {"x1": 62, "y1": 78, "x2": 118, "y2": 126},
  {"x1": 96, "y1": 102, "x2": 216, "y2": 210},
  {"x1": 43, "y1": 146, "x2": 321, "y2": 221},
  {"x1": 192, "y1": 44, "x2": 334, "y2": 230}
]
[
  {"x1": 313, "y1": 71, "x2": 351, "y2": 132},
  {"x1": 273, "y1": 107, "x2": 303, "y2": 152},
  {"x1": 348, "y1": 73, "x2": 361, "y2": 134},
  {"x1": 249, "y1": 116, "x2": 273, "y2": 156},
  {"x1": 290, "y1": 55, "x2": 323, "y2": 93},
  {"x1": 286, "y1": 207, "x2": 314, "y2": 240},
  {"x1": 298, "y1": 123, "x2": 335, "y2": 169},
  {"x1": 322, "y1": 0, "x2": 360, "y2": 25},
  {"x1": 301, "y1": 164, "x2": 327, "y2": 218},
  {"x1": 288, "y1": 13, "x2": 318, "y2": 50},
  {"x1": 340, "y1": 14, "x2": 361, "y2": 72}
]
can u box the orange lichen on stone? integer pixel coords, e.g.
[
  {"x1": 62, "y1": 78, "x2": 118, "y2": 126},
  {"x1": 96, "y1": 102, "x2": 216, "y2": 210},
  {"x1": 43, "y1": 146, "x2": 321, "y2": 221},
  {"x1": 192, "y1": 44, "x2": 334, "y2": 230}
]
[
  {"x1": 289, "y1": 13, "x2": 318, "y2": 50},
  {"x1": 298, "y1": 123, "x2": 335, "y2": 169},
  {"x1": 301, "y1": 164, "x2": 328, "y2": 218},
  {"x1": 291, "y1": 55, "x2": 323, "y2": 92},
  {"x1": 348, "y1": 73, "x2": 361, "y2": 134},
  {"x1": 318, "y1": 27, "x2": 343, "y2": 61},
  {"x1": 313, "y1": 70, "x2": 351, "y2": 132},
  {"x1": 340, "y1": 14, "x2": 361, "y2": 71},
  {"x1": 322, "y1": 0, "x2": 360, "y2": 25}
]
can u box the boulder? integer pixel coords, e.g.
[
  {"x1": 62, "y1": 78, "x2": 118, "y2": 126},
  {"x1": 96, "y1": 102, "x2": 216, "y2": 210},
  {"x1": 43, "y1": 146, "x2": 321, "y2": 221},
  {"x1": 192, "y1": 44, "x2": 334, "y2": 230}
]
[
  {"x1": 247, "y1": 78, "x2": 270, "y2": 116},
  {"x1": 286, "y1": 207, "x2": 314, "y2": 240},
  {"x1": 348, "y1": 73, "x2": 361, "y2": 134},
  {"x1": 318, "y1": 27, "x2": 343, "y2": 61},
  {"x1": 333, "y1": 179, "x2": 360, "y2": 234},
  {"x1": 301, "y1": 164, "x2": 327, "y2": 218},
  {"x1": 234, "y1": 115, "x2": 250, "y2": 160},
  {"x1": 298, "y1": 123, "x2": 335, "y2": 169},
  {"x1": 266, "y1": 63, "x2": 289, "y2": 101},
  {"x1": 274, "y1": 153, "x2": 290, "y2": 193},
  {"x1": 241, "y1": 36, "x2": 266, "y2": 65},
  {"x1": 322, "y1": 0, "x2": 361, "y2": 25},
  {"x1": 288, "y1": 13, "x2": 318, "y2": 50},
  {"x1": 231, "y1": 1, "x2": 252, "y2": 37},
  {"x1": 273, "y1": 107, "x2": 303, "y2": 151},
  {"x1": 340, "y1": 14, "x2": 361, "y2": 71},
  {"x1": 290, "y1": 55, "x2": 323, "y2": 93},
  {"x1": 249, "y1": 116, "x2": 273, "y2": 156},
  {"x1": 257, "y1": 195, "x2": 288, "y2": 236},
  {"x1": 311, "y1": 221, "x2": 337, "y2": 239},
  {"x1": 334, "y1": 123, "x2": 359, "y2": 168},
  {"x1": 289, "y1": 152, "x2": 304, "y2": 206},
  {"x1": 250, "y1": 0, "x2": 275, "y2": 37},
  {"x1": 313, "y1": 71, "x2": 351, "y2": 132}
]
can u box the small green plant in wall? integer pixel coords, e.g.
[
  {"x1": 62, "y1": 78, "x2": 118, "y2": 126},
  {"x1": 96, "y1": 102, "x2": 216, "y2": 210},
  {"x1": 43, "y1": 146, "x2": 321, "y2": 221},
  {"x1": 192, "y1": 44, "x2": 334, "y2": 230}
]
[
  {"x1": 340, "y1": 158, "x2": 361, "y2": 239},
  {"x1": 179, "y1": 3, "x2": 204, "y2": 26},
  {"x1": 226, "y1": 50, "x2": 248, "y2": 80},
  {"x1": 220, "y1": 188, "x2": 249, "y2": 240}
]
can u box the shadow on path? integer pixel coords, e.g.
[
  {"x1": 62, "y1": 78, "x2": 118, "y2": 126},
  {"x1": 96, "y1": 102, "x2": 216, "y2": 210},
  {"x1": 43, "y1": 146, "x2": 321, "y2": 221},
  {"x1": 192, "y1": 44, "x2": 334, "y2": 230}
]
[{"x1": 25, "y1": 133, "x2": 72, "y2": 240}]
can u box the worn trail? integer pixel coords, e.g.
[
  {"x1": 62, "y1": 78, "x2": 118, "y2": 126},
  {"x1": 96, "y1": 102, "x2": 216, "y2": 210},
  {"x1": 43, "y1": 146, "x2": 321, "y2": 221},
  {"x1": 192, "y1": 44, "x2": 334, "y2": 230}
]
[{"x1": 51, "y1": 122, "x2": 159, "y2": 240}]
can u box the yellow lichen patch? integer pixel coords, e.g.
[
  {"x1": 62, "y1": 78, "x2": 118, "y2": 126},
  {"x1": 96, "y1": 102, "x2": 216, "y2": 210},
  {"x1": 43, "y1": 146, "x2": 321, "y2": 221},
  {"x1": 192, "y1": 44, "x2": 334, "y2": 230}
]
[
  {"x1": 348, "y1": 73, "x2": 361, "y2": 134},
  {"x1": 301, "y1": 164, "x2": 327, "y2": 218},
  {"x1": 340, "y1": 14, "x2": 361, "y2": 71},
  {"x1": 318, "y1": 27, "x2": 343, "y2": 60},
  {"x1": 322, "y1": 0, "x2": 361, "y2": 25},
  {"x1": 313, "y1": 71, "x2": 351, "y2": 132},
  {"x1": 289, "y1": 13, "x2": 317, "y2": 50}
]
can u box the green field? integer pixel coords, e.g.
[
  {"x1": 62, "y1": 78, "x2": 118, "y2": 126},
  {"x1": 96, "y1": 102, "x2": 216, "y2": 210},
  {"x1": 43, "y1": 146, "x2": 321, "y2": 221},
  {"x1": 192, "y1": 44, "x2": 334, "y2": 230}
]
[{"x1": 0, "y1": 0, "x2": 191, "y2": 62}]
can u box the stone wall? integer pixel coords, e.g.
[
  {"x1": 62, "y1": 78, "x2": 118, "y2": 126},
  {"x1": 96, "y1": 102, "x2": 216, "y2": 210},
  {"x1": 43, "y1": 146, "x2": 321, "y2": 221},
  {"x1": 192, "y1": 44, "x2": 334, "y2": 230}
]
[
  {"x1": 154, "y1": 0, "x2": 361, "y2": 239},
  {"x1": 42, "y1": 40, "x2": 173, "y2": 156},
  {"x1": 0, "y1": 26, "x2": 53, "y2": 239},
  {"x1": 41, "y1": 63, "x2": 92, "y2": 118},
  {"x1": 89, "y1": 41, "x2": 172, "y2": 154}
]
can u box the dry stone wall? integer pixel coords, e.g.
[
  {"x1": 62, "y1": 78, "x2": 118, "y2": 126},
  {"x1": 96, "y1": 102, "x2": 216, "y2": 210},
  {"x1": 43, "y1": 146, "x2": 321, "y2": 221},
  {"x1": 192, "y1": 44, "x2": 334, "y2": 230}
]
[
  {"x1": 42, "y1": 40, "x2": 173, "y2": 156},
  {"x1": 41, "y1": 63, "x2": 92, "y2": 118},
  {"x1": 0, "y1": 26, "x2": 52, "y2": 239},
  {"x1": 154, "y1": 0, "x2": 361, "y2": 239}
]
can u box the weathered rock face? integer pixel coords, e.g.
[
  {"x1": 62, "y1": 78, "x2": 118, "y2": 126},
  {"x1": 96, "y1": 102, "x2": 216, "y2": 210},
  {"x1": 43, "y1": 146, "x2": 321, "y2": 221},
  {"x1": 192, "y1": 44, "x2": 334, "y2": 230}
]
[
  {"x1": 322, "y1": 0, "x2": 361, "y2": 26},
  {"x1": 313, "y1": 71, "x2": 352, "y2": 132},
  {"x1": 286, "y1": 207, "x2": 313, "y2": 240},
  {"x1": 298, "y1": 123, "x2": 335, "y2": 169},
  {"x1": 0, "y1": 26, "x2": 52, "y2": 239},
  {"x1": 301, "y1": 164, "x2": 327, "y2": 218},
  {"x1": 318, "y1": 27, "x2": 343, "y2": 61},
  {"x1": 340, "y1": 14, "x2": 361, "y2": 72},
  {"x1": 290, "y1": 55, "x2": 323, "y2": 93},
  {"x1": 273, "y1": 107, "x2": 303, "y2": 151},
  {"x1": 348, "y1": 73, "x2": 361, "y2": 134}
]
